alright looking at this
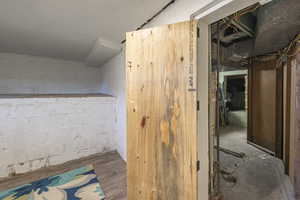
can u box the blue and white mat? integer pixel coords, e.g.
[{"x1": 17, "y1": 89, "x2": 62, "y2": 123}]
[{"x1": 0, "y1": 165, "x2": 105, "y2": 200}]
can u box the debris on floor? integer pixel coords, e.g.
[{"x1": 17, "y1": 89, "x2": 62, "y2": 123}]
[{"x1": 217, "y1": 146, "x2": 246, "y2": 159}]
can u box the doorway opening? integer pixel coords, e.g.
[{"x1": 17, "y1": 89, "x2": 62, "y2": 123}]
[
  {"x1": 220, "y1": 73, "x2": 247, "y2": 128},
  {"x1": 209, "y1": 1, "x2": 299, "y2": 199}
]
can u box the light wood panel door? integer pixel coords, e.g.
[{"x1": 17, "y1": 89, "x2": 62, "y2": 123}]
[
  {"x1": 126, "y1": 21, "x2": 198, "y2": 200},
  {"x1": 248, "y1": 59, "x2": 283, "y2": 156}
]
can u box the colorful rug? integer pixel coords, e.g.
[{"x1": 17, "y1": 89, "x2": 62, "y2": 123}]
[{"x1": 0, "y1": 165, "x2": 105, "y2": 200}]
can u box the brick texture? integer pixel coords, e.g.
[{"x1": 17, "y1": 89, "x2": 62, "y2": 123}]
[{"x1": 0, "y1": 96, "x2": 117, "y2": 178}]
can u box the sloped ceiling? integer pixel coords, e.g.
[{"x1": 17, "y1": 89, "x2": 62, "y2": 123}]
[{"x1": 0, "y1": 0, "x2": 171, "y2": 66}]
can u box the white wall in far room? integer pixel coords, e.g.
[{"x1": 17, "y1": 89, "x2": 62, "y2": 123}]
[
  {"x1": 0, "y1": 53, "x2": 102, "y2": 94},
  {"x1": 99, "y1": 50, "x2": 126, "y2": 160},
  {"x1": 0, "y1": 96, "x2": 117, "y2": 178}
]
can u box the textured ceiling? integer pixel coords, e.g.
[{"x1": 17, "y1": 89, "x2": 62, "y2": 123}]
[{"x1": 0, "y1": 0, "x2": 170, "y2": 65}]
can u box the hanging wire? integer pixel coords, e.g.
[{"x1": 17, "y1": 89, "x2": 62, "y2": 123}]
[{"x1": 253, "y1": 32, "x2": 300, "y2": 63}]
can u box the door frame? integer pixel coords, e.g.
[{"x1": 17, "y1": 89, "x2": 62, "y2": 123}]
[{"x1": 193, "y1": 0, "x2": 261, "y2": 199}]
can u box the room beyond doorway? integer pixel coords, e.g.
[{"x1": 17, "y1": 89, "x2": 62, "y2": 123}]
[{"x1": 209, "y1": 1, "x2": 298, "y2": 199}]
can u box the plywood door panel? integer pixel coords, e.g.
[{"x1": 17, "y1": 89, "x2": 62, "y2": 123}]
[
  {"x1": 248, "y1": 60, "x2": 283, "y2": 154},
  {"x1": 126, "y1": 21, "x2": 198, "y2": 200}
]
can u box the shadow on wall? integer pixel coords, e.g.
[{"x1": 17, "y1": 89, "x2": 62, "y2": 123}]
[{"x1": 98, "y1": 51, "x2": 127, "y2": 161}]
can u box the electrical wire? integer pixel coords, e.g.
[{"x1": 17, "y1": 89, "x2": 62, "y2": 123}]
[
  {"x1": 121, "y1": 0, "x2": 176, "y2": 44},
  {"x1": 251, "y1": 32, "x2": 300, "y2": 64}
]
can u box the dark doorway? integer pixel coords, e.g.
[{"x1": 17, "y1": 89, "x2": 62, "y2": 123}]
[{"x1": 226, "y1": 75, "x2": 246, "y2": 111}]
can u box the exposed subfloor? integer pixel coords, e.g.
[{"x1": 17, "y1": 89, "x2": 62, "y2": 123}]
[
  {"x1": 0, "y1": 151, "x2": 127, "y2": 200},
  {"x1": 219, "y1": 126, "x2": 295, "y2": 200}
]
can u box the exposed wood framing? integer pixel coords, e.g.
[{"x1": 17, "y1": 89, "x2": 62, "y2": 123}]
[
  {"x1": 283, "y1": 57, "x2": 292, "y2": 174},
  {"x1": 287, "y1": 44, "x2": 300, "y2": 197},
  {"x1": 276, "y1": 62, "x2": 284, "y2": 158},
  {"x1": 295, "y1": 51, "x2": 300, "y2": 199},
  {"x1": 245, "y1": 75, "x2": 248, "y2": 111},
  {"x1": 209, "y1": 72, "x2": 217, "y2": 193}
]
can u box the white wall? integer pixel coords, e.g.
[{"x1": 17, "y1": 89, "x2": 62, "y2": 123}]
[
  {"x1": 0, "y1": 53, "x2": 118, "y2": 178},
  {"x1": 99, "y1": 0, "x2": 215, "y2": 161},
  {"x1": 0, "y1": 96, "x2": 117, "y2": 178},
  {"x1": 99, "y1": 51, "x2": 126, "y2": 160},
  {"x1": 0, "y1": 53, "x2": 102, "y2": 94}
]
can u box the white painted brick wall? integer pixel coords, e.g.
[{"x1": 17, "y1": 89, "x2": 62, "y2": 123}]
[{"x1": 0, "y1": 96, "x2": 117, "y2": 178}]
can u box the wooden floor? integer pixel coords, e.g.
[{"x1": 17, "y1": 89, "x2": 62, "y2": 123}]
[{"x1": 0, "y1": 151, "x2": 127, "y2": 200}]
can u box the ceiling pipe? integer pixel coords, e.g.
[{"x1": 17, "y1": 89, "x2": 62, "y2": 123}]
[
  {"x1": 121, "y1": 0, "x2": 176, "y2": 43},
  {"x1": 190, "y1": 0, "x2": 229, "y2": 20},
  {"x1": 135, "y1": 0, "x2": 176, "y2": 31}
]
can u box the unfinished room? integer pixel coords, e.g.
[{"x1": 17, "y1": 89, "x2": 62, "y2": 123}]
[
  {"x1": 209, "y1": 1, "x2": 300, "y2": 200},
  {"x1": 0, "y1": 0, "x2": 299, "y2": 200}
]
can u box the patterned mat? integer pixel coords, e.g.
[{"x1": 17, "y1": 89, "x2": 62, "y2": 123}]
[{"x1": 0, "y1": 165, "x2": 105, "y2": 200}]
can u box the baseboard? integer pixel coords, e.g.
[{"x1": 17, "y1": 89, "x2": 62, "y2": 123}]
[{"x1": 247, "y1": 141, "x2": 275, "y2": 156}]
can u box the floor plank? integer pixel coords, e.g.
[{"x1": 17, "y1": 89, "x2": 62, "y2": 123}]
[{"x1": 0, "y1": 151, "x2": 127, "y2": 200}]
